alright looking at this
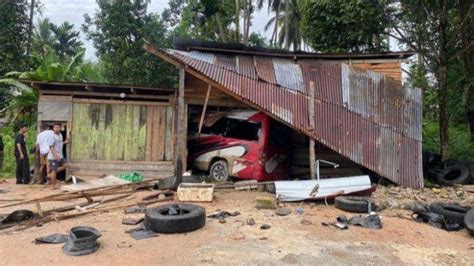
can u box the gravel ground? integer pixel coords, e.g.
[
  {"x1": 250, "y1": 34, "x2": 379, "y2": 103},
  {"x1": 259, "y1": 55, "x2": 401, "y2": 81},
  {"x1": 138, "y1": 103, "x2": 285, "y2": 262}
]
[{"x1": 0, "y1": 179, "x2": 473, "y2": 265}]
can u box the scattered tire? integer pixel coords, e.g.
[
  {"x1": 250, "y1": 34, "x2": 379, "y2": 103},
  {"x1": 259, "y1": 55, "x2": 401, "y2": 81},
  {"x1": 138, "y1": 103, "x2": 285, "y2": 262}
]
[
  {"x1": 209, "y1": 160, "x2": 229, "y2": 183},
  {"x1": 429, "y1": 202, "x2": 470, "y2": 225},
  {"x1": 464, "y1": 209, "x2": 474, "y2": 237},
  {"x1": 436, "y1": 165, "x2": 470, "y2": 185},
  {"x1": 144, "y1": 203, "x2": 206, "y2": 234},
  {"x1": 335, "y1": 196, "x2": 374, "y2": 213}
]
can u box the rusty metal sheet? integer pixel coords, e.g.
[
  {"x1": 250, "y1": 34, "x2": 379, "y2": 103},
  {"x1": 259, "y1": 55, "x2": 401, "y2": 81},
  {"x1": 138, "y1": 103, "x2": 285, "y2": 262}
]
[
  {"x1": 214, "y1": 54, "x2": 236, "y2": 72},
  {"x1": 272, "y1": 58, "x2": 304, "y2": 92},
  {"x1": 237, "y1": 55, "x2": 258, "y2": 79},
  {"x1": 254, "y1": 56, "x2": 277, "y2": 84},
  {"x1": 158, "y1": 48, "x2": 423, "y2": 188}
]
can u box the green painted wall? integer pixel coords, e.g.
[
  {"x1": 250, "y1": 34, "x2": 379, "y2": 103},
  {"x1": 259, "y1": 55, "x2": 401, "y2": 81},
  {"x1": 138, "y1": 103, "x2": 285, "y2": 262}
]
[{"x1": 71, "y1": 103, "x2": 148, "y2": 161}]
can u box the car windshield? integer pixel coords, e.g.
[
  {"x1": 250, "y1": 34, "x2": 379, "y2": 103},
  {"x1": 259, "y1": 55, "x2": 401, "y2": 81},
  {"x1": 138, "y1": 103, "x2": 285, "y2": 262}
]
[{"x1": 202, "y1": 117, "x2": 261, "y2": 141}]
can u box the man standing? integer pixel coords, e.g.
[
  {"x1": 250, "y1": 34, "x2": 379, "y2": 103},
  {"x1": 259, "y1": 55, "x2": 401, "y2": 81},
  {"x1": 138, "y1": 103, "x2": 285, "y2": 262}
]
[
  {"x1": 35, "y1": 124, "x2": 52, "y2": 184},
  {"x1": 15, "y1": 124, "x2": 30, "y2": 184},
  {"x1": 47, "y1": 123, "x2": 69, "y2": 188}
]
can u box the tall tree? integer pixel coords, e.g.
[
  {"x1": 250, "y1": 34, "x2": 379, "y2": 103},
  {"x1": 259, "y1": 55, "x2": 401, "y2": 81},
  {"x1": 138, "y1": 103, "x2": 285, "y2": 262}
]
[
  {"x1": 0, "y1": 0, "x2": 30, "y2": 76},
  {"x1": 32, "y1": 18, "x2": 55, "y2": 54},
  {"x1": 386, "y1": 0, "x2": 473, "y2": 159},
  {"x1": 83, "y1": 0, "x2": 175, "y2": 87},
  {"x1": 50, "y1": 22, "x2": 83, "y2": 60},
  {"x1": 300, "y1": 0, "x2": 390, "y2": 52},
  {"x1": 264, "y1": 0, "x2": 300, "y2": 50}
]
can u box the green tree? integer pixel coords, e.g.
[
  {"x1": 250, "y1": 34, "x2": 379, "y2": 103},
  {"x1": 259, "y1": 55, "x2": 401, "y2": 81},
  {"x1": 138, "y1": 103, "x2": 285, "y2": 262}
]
[
  {"x1": 263, "y1": 0, "x2": 301, "y2": 50},
  {"x1": 50, "y1": 22, "x2": 84, "y2": 60},
  {"x1": 386, "y1": 0, "x2": 473, "y2": 159},
  {"x1": 300, "y1": 0, "x2": 390, "y2": 52},
  {"x1": 83, "y1": 0, "x2": 175, "y2": 87},
  {"x1": 32, "y1": 18, "x2": 56, "y2": 54},
  {"x1": 0, "y1": 0, "x2": 30, "y2": 76}
]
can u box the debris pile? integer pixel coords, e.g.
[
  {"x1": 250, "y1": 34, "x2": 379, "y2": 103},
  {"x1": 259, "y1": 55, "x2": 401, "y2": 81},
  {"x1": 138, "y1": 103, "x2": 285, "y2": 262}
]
[{"x1": 372, "y1": 185, "x2": 474, "y2": 210}]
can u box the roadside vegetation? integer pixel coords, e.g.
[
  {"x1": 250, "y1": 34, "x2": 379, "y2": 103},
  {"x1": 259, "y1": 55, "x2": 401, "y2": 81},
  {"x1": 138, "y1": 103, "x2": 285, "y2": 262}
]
[{"x1": 0, "y1": 0, "x2": 472, "y2": 179}]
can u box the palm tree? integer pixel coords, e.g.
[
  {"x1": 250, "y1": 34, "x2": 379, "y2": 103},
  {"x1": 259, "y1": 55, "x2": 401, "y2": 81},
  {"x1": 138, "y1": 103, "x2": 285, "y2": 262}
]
[
  {"x1": 259, "y1": 0, "x2": 282, "y2": 47},
  {"x1": 32, "y1": 18, "x2": 56, "y2": 54},
  {"x1": 50, "y1": 22, "x2": 83, "y2": 61},
  {"x1": 263, "y1": 0, "x2": 301, "y2": 51}
]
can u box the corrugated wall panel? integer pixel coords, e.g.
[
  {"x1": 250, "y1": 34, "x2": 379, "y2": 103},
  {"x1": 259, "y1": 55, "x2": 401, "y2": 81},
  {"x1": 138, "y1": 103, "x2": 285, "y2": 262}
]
[{"x1": 168, "y1": 50, "x2": 423, "y2": 188}]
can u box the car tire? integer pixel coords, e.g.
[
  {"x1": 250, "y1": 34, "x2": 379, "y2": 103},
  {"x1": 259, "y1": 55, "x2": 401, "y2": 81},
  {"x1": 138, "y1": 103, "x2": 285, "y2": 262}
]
[
  {"x1": 464, "y1": 209, "x2": 474, "y2": 237},
  {"x1": 429, "y1": 202, "x2": 469, "y2": 225},
  {"x1": 144, "y1": 203, "x2": 206, "y2": 234},
  {"x1": 335, "y1": 196, "x2": 374, "y2": 213},
  {"x1": 436, "y1": 165, "x2": 470, "y2": 185},
  {"x1": 209, "y1": 160, "x2": 229, "y2": 183}
]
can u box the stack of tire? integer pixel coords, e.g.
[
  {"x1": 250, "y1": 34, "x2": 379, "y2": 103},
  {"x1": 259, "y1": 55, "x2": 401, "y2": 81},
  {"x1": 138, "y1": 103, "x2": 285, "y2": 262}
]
[
  {"x1": 429, "y1": 202, "x2": 474, "y2": 237},
  {"x1": 423, "y1": 151, "x2": 474, "y2": 186}
]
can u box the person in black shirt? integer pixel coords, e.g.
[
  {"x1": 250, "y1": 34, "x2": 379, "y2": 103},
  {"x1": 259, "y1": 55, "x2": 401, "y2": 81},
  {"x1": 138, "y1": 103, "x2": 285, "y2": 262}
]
[{"x1": 14, "y1": 124, "x2": 30, "y2": 184}]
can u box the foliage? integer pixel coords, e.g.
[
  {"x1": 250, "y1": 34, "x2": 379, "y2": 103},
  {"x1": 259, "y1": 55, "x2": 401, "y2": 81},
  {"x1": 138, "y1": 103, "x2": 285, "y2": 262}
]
[
  {"x1": 33, "y1": 19, "x2": 84, "y2": 62},
  {"x1": 389, "y1": 0, "x2": 473, "y2": 158},
  {"x1": 0, "y1": 0, "x2": 30, "y2": 76},
  {"x1": 83, "y1": 0, "x2": 176, "y2": 87},
  {"x1": 248, "y1": 32, "x2": 267, "y2": 47},
  {"x1": 423, "y1": 122, "x2": 474, "y2": 161},
  {"x1": 5, "y1": 47, "x2": 103, "y2": 83},
  {"x1": 0, "y1": 125, "x2": 37, "y2": 179},
  {"x1": 300, "y1": 0, "x2": 390, "y2": 52}
]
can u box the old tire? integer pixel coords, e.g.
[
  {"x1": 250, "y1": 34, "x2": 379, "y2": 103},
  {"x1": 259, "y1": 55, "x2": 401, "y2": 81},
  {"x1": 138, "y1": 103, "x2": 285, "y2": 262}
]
[
  {"x1": 429, "y1": 202, "x2": 469, "y2": 225},
  {"x1": 144, "y1": 203, "x2": 206, "y2": 234},
  {"x1": 436, "y1": 165, "x2": 470, "y2": 185},
  {"x1": 335, "y1": 196, "x2": 374, "y2": 213},
  {"x1": 464, "y1": 209, "x2": 474, "y2": 237},
  {"x1": 209, "y1": 160, "x2": 229, "y2": 183}
]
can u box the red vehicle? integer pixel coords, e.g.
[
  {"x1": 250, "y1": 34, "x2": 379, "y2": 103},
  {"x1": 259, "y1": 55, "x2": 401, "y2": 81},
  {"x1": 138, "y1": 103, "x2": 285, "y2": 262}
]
[{"x1": 188, "y1": 111, "x2": 290, "y2": 182}]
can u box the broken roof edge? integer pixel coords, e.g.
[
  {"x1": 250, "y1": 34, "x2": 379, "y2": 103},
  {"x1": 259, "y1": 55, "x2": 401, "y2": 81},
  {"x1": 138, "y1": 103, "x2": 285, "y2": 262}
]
[
  {"x1": 20, "y1": 79, "x2": 177, "y2": 92},
  {"x1": 173, "y1": 38, "x2": 415, "y2": 61},
  {"x1": 144, "y1": 43, "x2": 421, "y2": 142}
]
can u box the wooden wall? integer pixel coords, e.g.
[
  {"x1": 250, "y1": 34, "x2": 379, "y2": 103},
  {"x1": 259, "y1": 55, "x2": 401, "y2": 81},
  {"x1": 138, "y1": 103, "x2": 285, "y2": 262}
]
[
  {"x1": 352, "y1": 62, "x2": 402, "y2": 81},
  {"x1": 71, "y1": 102, "x2": 174, "y2": 162}
]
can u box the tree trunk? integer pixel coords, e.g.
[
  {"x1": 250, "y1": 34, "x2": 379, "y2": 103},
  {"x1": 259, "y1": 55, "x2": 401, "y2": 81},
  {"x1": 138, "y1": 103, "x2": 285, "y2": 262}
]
[
  {"x1": 284, "y1": 0, "x2": 290, "y2": 50},
  {"x1": 243, "y1": 0, "x2": 252, "y2": 45},
  {"x1": 235, "y1": 0, "x2": 240, "y2": 42},
  {"x1": 215, "y1": 14, "x2": 227, "y2": 43},
  {"x1": 438, "y1": 0, "x2": 449, "y2": 160},
  {"x1": 26, "y1": 0, "x2": 35, "y2": 57},
  {"x1": 459, "y1": 0, "x2": 474, "y2": 140},
  {"x1": 272, "y1": 5, "x2": 280, "y2": 47}
]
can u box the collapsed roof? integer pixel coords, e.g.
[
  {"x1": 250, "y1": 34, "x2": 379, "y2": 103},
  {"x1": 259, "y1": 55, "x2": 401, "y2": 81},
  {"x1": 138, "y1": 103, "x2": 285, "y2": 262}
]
[{"x1": 145, "y1": 41, "x2": 423, "y2": 188}]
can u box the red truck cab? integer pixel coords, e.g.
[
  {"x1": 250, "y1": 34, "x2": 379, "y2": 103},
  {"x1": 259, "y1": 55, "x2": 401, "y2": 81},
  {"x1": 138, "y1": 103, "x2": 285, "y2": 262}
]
[{"x1": 188, "y1": 111, "x2": 290, "y2": 182}]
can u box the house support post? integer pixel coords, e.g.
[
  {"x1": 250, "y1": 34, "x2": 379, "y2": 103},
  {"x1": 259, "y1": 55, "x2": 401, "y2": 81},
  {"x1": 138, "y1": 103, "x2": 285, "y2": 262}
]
[
  {"x1": 309, "y1": 81, "x2": 316, "y2": 180},
  {"x1": 175, "y1": 65, "x2": 186, "y2": 187},
  {"x1": 198, "y1": 85, "x2": 212, "y2": 134}
]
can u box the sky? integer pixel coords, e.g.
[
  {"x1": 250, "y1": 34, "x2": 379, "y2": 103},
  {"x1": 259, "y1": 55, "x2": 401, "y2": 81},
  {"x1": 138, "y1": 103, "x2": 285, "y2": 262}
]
[{"x1": 38, "y1": 0, "x2": 272, "y2": 61}]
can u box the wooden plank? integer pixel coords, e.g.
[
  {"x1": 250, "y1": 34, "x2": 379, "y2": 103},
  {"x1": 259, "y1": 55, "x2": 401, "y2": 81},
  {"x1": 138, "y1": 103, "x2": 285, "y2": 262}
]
[
  {"x1": 96, "y1": 104, "x2": 106, "y2": 160},
  {"x1": 145, "y1": 106, "x2": 154, "y2": 161},
  {"x1": 164, "y1": 106, "x2": 173, "y2": 161},
  {"x1": 198, "y1": 85, "x2": 212, "y2": 134},
  {"x1": 130, "y1": 105, "x2": 141, "y2": 160},
  {"x1": 151, "y1": 106, "x2": 161, "y2": 161},
  {"x1": 156, "y1": 107, "x2": 166, "y2": 161},
  {"x1": 72, "y1": 98, "x2": 170, "y2": 106},
  {"x1": 137, "y1": 106, "x2": 147, "y2": 161},
  {"x1": 175, "y1": 66, "x2": 186, "y2": 184},
  {"x1": 309, "y1": 81, "x2": 316, "y2": 180}
]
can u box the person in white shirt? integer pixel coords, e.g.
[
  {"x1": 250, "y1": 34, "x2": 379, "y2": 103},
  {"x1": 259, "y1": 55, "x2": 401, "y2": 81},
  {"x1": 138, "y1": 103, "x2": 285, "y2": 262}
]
[
  {"x1": 35, "y1": 124, "x2": 53, "y2": 184},
  {"x1": 47, "y1": 123, "x2": 69, "y2": 188}
]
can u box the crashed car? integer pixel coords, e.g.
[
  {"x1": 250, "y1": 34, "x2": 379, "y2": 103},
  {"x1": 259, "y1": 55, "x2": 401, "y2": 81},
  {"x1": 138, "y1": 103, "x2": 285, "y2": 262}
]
[{"x1": 188, "y1": 111, "x2": 290, "y2": 182}]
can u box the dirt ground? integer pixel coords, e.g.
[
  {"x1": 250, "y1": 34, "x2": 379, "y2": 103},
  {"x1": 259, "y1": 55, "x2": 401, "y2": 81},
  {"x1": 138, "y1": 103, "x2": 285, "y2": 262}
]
[{"x1": 0, "y1": 178, "x2": 473, "y2": 265}]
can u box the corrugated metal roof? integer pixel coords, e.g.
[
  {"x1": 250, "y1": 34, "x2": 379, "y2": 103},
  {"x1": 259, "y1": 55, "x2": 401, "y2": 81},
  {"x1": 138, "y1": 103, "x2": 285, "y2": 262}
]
[{"x1": 145, "y1": 45, "x2": 423, "y2": 188}]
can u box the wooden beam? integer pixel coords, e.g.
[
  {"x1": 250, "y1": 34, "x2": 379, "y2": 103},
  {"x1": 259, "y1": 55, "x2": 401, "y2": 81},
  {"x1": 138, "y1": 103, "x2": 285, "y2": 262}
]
[
  {"x1": 174, "y1": 65, "x2": 186, "y2": 186},
  {"x1": 308, "y1": 81, "x2": 316, "y2": 180},
  {"x1": 198, "y1": 85, "x2": 212, "y2": 134},
  {"x1": 41, "y1": 90, "x2": 169, "y2": 100}
]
